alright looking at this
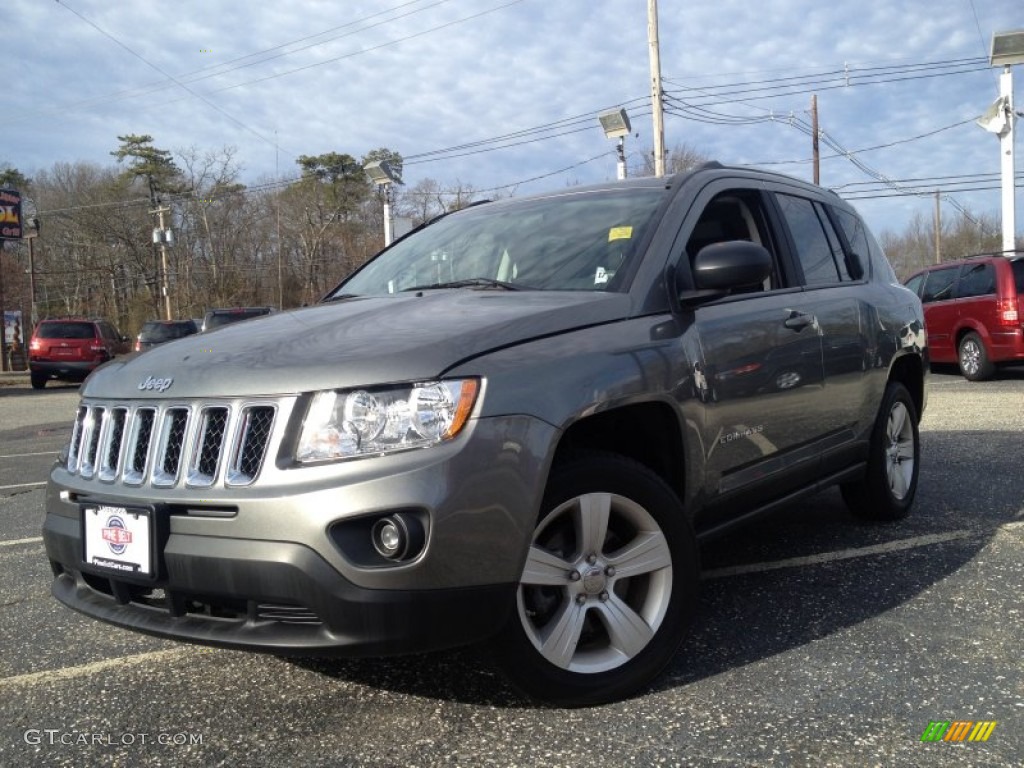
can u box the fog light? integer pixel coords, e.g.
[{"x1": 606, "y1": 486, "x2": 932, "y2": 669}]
[{"x1": 371, "y1": 513, "x2": 424, "y2": 561}]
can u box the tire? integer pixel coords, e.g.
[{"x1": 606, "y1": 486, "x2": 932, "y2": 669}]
[
  {"x1": 496, "y1": 453, "x2": 699, "y2": 707},
  {"x1": 30, "y1": 374, "x2": 46, "y2": 390},
  {"x1": 958, "y1": 332, "x2": 994, "y2": 381},
  {"x1": 841, "y1": 381, "x2": 919, "y2": 521}
]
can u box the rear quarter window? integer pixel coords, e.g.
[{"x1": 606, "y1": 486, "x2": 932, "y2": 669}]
[{"x1": 957, "y1": 263, "x2": 995, "y2": 298}]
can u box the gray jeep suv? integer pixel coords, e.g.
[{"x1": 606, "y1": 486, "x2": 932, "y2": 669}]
[{"x1": 42, "y1": 164, "x2": 927, "y2": 705}]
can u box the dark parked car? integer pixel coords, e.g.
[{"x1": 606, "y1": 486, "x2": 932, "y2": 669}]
[
  {"x1": 134, "y1": 319, "x2": 199, "y2": 352},
  {"x1": 903, "y1": 253, "x2": 1024, "y2": 380},
  {"x1": 28, "y1": 317, "x2": 129, "y2": 389},
  {"x1": 201, "y1": 306, "x2": 273, "y2": 332},
  {"x1": 43, "y1": 164, "x2": 927, "y2": 705}
]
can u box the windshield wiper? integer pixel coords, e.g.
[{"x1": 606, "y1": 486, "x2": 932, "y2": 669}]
[{"x1": 403, "y1": 277, "x2": 529, "y2": 292}]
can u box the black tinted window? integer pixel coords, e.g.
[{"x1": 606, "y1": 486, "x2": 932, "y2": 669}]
[
  {"x1": 957, "y1": 263, "x2": 995, "y2": 298},
  {"x1": 921, "y1": 267, "x2": 958, "y2": 303},
  {"x1": 777, "y1": 194, "x2": 840, "y2": 285},
  {"x1": 140, "y1": 321, "x2": 197, "y2": 341},
  {"x1": 37, "y1": 322, "x2": 96, "y2": 340},
  {"x1": 1012, "y1": 259, "x2": 1024, "y2": 293},
  {"x1": 830, "y1": 207, "x2": 869, "y2": 280}
]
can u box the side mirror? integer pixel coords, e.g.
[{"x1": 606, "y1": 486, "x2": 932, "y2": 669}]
[{"x1": 692, "y1": 241, "x2": 772, "y2": 291}]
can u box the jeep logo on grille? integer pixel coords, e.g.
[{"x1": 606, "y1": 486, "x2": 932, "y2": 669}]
[{"x1": 138, "y1": 375, "x2": 174, "y2": 393}]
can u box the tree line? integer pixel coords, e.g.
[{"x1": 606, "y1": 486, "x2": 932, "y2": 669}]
[
  {"x1": 0, "y1": 135, "x2": 484, "y2": 337},
  {"x1": 0, "y1": 136, "x2": 1015, "y2": 339}
]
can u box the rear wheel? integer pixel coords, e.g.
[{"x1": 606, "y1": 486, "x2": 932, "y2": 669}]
[
  {"x1": 497, "y1": 453, "x2": 698, "y2": 706},
  {"x1": 841, "y1": 381, "x2": 919, "y2": 521},
  {"x1": 958, "y1": 332, "x2": 994, "y2": 381}
]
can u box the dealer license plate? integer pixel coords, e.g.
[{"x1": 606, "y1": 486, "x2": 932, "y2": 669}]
[{"x1": 82, "y1": 505, "x2": 153, "y2": 578}]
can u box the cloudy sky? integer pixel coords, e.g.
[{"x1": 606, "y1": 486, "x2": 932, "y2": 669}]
[{"x1": 6, "y1": 0, "x2": 1023, "y2": 237}]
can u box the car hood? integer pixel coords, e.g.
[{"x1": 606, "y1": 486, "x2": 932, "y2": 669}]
[{"x1": 84, "y1": 291, "x2": 631, "y2": 398}]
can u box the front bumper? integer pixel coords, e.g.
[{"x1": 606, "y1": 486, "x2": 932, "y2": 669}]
[
  {"x1": 45, "y1": 511, "x2": 512, "y2": 655},
  {"x1": 42, "y1": 412, "x2": 556, "y2": 655},
  {"x1": 30, "y1": 359, "x2": 101, "y2": 381}
]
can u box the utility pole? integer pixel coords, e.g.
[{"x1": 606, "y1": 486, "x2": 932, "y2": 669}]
[
  {"x1": 811, "y1": 95, "x2": 820, "y2": 185},
  {"x1": 151, "y1": 204, "x2": 173, "y2": 320},
  {"x1": 934, "y1": 191, "x2": 942, "y2": 264},
  {"x1": 648, "y1": 0, "x2": 666, "y2": 177}
]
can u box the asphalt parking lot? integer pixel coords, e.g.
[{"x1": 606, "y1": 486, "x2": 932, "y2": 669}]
[{"x1": 0, "y1": 368, "x2": 1020, "y2": 767}]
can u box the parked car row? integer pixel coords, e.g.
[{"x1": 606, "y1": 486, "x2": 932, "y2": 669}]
[
  {"x1": 26, "y1": 307, "x2": 275, "y2": 388},
  {"x1": 903, "y1": 253, "x2": 1024, "y2": 380}
]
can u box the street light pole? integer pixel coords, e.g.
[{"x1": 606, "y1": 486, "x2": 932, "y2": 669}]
[
  {"x1": 985, "y1": 30, "x2": 1024, "y2": 256},
  {"x1": 997, "y1": 67, "x2": 1016, "y2": 256}
]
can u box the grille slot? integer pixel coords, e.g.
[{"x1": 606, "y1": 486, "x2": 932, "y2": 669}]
[
  {"x1": 66, "y1": 400, "x2": 277, "y2": 490},
  {"x1": 124, "y1": 408, "x2": 155, "y2": 485},
  {"x1": 67, "y1": 406, "x2": 87, "y2": 472},
  {"x1": 98, "y1": 407, "x2": 128, "y2": 482},
  {"x1": 79, "y1": 407, "x2": 103, "y2": 479},
  {"x1": 187, "y1": 407, "x2": 229, "y2": 487},
  {"x1": 152, "y1": 408, "x2": 190, "y2": 487},
  {"x1": 227, "y1": 406, "x2": 275, "y2": 486}
]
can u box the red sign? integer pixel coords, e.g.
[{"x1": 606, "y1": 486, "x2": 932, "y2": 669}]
[{"x1": 102, "y1": 527, "x2": 133, "y2": 545}]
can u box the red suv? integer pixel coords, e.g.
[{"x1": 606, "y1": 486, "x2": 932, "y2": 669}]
[
  {"x1": 904, "y1": 254, "x2": 1024, "y2": 380},
  {"x1": 28, "y1": 318, "x2": 130, "y2": 389}
]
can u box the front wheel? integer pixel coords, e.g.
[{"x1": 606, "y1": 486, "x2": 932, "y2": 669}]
[
  {"x1": 841, "y1": 381, "x2": 919, "y2": 521},
  {"x1": 30, "y1": 374, "x2": 46, "y2": 390},
  {"x1": 496, "y1": 453, "x2": 698, "y2": 706}
]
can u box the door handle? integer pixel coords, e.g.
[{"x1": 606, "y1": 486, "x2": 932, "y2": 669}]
[{"x1": 784, "y1": 311, "x2": 814, "y2": 331}]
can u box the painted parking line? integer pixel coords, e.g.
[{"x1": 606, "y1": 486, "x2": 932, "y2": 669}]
[
  {"x1": 0, "y1": 481, "x2": 47, "y2": 491},
  {"x1": 703, "y1": 530, "x2": 973, "y2": 579},
  {"x1": 0, "y1": 649, "x2": 189, "y2": 689},
  {"x1": 0, "y1": 537, "x2": 43, "y2": 547},
  {"x1": 0, "y1": 451, "x2": 59, "y2": 459}
]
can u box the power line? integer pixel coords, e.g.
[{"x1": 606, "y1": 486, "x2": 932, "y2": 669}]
[
  {"x1": 54, "y1": 0, "x2": 294, "y2": 158},
  {"x1": 16, "y1": 1, "x2": 454, "y2": 123}
]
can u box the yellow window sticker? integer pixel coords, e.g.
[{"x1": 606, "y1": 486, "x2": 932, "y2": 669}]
[{"x1": 608, "y1": 226, "x2": 633, "y2": 242}]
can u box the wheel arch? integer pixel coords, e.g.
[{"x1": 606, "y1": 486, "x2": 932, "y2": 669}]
[
  {"x1": 887, "y1": 353, "x2": 925, "y2": 421},
  {"x1": 551, "y1": 400, "x2": 688, "y2": 507}
]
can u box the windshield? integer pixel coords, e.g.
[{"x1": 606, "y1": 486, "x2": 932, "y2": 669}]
[{"x1": 333, "y1": 187, "x2": 666, "y2": 297}]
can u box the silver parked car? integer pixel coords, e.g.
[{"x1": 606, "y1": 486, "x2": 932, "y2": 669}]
[{"x1": 42, "y1": 164, "x2": 927, "y2": 705}]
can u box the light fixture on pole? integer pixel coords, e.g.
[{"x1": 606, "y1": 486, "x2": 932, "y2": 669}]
[
  {"x1": 980, "y1": 30, "x2": 1024, "y2": 257},
  {"x1": 364, "y1": 160, "x2": 403, "y2": 247},
  {"x1": 598, "y1": 108, "x2": 632, "y2": 180}
]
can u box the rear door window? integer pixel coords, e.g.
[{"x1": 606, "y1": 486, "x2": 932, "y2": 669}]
[{"x1": 776, "y1": 194, "x2": 841, "y2": 285}]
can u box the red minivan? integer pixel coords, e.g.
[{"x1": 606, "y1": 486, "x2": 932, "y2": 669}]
[{"x1": 904, "y1": 254, "x2": 1024, "y2": 380}]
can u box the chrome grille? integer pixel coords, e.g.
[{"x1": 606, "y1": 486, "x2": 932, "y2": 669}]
[{"x1": 66, "y1": 401, "x2": 277, "y2": 489}]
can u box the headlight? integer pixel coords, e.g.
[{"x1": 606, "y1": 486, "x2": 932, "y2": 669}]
[{"x1": 296, "y1": 379, "x2": 480, "y2": 462}]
